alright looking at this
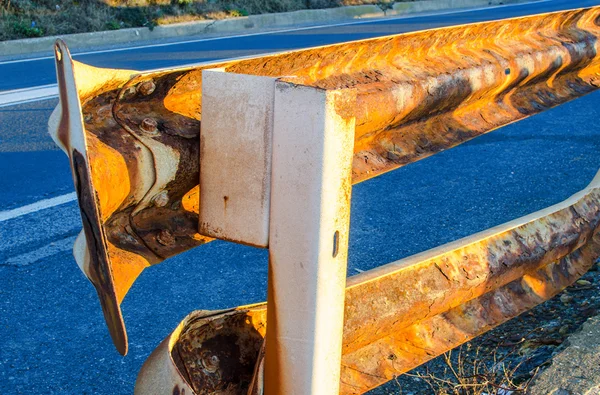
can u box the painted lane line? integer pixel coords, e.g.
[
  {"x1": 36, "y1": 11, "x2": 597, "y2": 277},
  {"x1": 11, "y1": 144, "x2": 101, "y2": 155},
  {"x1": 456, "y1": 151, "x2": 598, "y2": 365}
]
[
  {"x1": 2, "y1": 235, "x2": 77, "y2": 267},
  {"x1": 0, "y1": 192, "x2": 77, "y2": 222},
  {"x1": 0, "y1": 95, "x2": 58, "y2": 108},
  {"x1": 0, "y1": 0, "x2": 550, "y2": 66},
  {"x1": 0, "y1": 84, "x2": 58, "y2": 108}
]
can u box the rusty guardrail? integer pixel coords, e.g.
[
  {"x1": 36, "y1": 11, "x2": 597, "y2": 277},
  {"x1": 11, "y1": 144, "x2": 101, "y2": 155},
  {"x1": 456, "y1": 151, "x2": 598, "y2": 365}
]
[
  {"x1": 49, "y1": 5, "x2": 600, "y2": 394},
  {"x1": 137, "y1": 173, "x2": 600, "y2": 394}
]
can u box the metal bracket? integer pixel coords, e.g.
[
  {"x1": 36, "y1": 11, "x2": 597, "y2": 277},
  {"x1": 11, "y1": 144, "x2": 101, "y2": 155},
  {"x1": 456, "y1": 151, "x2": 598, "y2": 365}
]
[{"x1": 199, "y1": 69, "x2": 276, "y2": 247}]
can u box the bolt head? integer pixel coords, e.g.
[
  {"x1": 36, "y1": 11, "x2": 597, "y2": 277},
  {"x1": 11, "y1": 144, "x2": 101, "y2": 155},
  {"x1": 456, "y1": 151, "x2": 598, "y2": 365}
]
[
  {"x1": 140, "y1": 118, "x2": 158, "y2": 135},
  {"x1": 138, "y1": 80, "x2": 156, "y2": 96},
  {"x1": 152, "y1": 191, "x2": 169, "y2": 207}
]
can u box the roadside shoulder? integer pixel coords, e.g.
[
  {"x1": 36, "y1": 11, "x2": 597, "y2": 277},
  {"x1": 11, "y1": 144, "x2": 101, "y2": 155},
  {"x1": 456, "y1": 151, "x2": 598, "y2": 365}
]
[{"x1": 527, "y1": 314, "x2": 600, "y2": 395}]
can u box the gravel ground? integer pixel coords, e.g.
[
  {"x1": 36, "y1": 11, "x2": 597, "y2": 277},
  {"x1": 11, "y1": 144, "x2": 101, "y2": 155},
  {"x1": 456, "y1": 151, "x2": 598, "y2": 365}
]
[{"x1": 367, "y1": 261, "x2": 600, "y2": 395}]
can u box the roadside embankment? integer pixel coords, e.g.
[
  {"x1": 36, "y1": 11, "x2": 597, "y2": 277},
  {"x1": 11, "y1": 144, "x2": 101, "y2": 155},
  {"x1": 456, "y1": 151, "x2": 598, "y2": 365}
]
[{"x1": 0, "y1": 0, "x2": 528, "y2": 57}]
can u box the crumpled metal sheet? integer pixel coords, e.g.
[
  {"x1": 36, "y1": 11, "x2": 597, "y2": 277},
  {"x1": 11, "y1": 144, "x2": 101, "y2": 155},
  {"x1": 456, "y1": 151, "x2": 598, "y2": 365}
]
[
  {"x1": 50, "y1": 6, "x2": 600, "y2": 354},
  {"x1": 136, "y1": 172, "x2": 600, "y2": 394}
]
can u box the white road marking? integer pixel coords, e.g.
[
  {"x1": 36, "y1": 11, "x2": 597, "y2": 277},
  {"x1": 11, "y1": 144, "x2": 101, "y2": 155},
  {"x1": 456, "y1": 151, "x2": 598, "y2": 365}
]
[
  {"x1": 0, "y1": 84, "x2": 58, "y2": 108},
  {"x1": 0, "y1": 0, "x2": 549, "y2": 65},
  {"x1": 3, "y1": 235, "x2": 76, "y2": 266},
  {"x1": 0, "y1": 192, "x2": 77, "y2": 223}
]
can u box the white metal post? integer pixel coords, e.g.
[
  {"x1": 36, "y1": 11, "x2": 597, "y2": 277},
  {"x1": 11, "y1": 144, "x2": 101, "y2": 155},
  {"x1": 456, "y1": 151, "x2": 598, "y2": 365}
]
[{"x1": 264, "y1": 82, "x2": 356, "y2": 395}]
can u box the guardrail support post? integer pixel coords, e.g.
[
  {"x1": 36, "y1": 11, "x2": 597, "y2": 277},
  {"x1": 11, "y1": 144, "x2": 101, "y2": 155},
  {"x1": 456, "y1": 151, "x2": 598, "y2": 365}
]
[{"x1": 264, "y1": 82, "x2": 356, "y2": 394}]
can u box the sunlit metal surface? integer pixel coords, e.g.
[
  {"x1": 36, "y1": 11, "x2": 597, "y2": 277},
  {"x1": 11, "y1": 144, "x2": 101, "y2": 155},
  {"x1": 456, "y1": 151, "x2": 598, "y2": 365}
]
[{"x1": 49, "y1": 6, "x2": 600, "y2": 359}]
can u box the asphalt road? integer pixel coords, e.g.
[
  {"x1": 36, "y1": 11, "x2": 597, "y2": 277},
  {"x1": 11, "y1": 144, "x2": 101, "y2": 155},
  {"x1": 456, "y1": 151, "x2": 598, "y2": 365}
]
[{"x1": 1, "y1": 0, "x2": 600, "y2": 393}]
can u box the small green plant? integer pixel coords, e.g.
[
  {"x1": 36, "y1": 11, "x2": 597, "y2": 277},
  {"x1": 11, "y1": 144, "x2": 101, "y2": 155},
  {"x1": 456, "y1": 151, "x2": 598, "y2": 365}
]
[
  {"x1": 378, "y1": 0, "x2": 393, "y2": 11},
  {"x1": 115, "y1": 7, "x2": 160, "y2": 29},
  {"x1": 12, "y1": 21, "x2": 43, "y2": 38},
  {"x1": 106, "y1": 20, "x2": 121, "y2": 30},
  {"x1": 229, "y1": 8, "x2": 248, "y2": 17}
]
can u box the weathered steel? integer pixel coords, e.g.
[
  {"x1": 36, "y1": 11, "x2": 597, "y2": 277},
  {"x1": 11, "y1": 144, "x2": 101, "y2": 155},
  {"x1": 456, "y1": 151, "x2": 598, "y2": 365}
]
[
  {"x1": 136, "y1": 171, "x2": 600, "y2": 394},
  {"x1": 262, "y1": 82, "x2": 355, "y2": 394},
  {"x1": 50, "y1": 6, "x2": 600, "y2": 354},
  {"x1": 48, "y1": 43, "x2": 137, "y2": 355}
]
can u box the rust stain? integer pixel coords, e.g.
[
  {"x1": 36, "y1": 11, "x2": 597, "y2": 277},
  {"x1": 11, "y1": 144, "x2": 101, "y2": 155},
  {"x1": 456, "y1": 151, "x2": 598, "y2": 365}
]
[{"x1": 174, "y1": 309, "x2": 266, "y2": 394}]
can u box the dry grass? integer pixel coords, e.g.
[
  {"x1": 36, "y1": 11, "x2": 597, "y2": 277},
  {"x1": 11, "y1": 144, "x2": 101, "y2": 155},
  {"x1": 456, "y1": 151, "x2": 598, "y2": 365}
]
[
  {"x1": 0, "y1": 0, "x2": 410, "y2": 41},
  {"x1": 401, "y1": 343, "x2": 539, "y2": 395}
]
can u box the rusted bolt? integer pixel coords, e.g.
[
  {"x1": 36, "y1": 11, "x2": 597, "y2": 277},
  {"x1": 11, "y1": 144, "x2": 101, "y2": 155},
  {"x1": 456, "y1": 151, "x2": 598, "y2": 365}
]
[
  {"x1": 140, "y1": 118, "x2": 158, "y2": 135},
  {"x1": 156, "y1": 229, "x2": 175, "y2": 246},
  {"x1": 200, "y1": 352, "x2": 220, "y2": 374},
  {"x1": 138, "y1": 80, "x2": 156, "y2": 96},
  {"x1": 152, "y1": 191, "x2": 169, "y2": 207}
]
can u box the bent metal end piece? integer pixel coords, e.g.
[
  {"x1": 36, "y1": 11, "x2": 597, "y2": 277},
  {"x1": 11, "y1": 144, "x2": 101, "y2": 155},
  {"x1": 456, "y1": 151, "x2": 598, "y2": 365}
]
[
  {"x1": 49, "y1": 40, "x2": 137, "y2": 355},
  {"x1": 49, "y1": 39, "x2": 216, "y2": 354}
]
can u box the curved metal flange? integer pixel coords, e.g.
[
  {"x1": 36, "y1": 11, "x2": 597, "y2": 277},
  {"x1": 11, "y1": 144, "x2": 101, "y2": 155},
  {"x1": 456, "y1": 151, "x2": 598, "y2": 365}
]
[{"x1": 49, "y1": 40, "x2": 138, "y2": 355}]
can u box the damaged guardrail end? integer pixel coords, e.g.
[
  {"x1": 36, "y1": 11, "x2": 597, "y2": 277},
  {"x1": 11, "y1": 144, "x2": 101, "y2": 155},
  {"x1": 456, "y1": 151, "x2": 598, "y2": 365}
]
[
  {"x1": 48, "y1": 40, "x2": 215, "y2": 355},
  {"x1": 49, "y1": 39, "x2": 137, "y2": 355},
  {"x1": 135, "y1": 308, "x2": 266, "y2": 395},
  {"x1": 49, "y1": 38, "x2": 217, "y2": 355}
]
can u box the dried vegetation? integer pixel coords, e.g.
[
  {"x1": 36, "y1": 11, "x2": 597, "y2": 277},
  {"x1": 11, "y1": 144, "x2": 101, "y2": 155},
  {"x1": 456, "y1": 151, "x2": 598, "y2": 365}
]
[
  {"x1": 0, "y1": 0, "x2": 404, "y2": 41},
  {"x1": 404, "y1": 346, "x2": 537, "y2": 395}
]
